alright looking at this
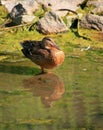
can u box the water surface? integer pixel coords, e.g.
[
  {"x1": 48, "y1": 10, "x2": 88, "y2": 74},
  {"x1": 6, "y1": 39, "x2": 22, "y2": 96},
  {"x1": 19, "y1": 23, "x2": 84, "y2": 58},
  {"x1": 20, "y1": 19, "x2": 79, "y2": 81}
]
[{"x1": 0, "y1": 55, "x2": 103, "y2": 130}]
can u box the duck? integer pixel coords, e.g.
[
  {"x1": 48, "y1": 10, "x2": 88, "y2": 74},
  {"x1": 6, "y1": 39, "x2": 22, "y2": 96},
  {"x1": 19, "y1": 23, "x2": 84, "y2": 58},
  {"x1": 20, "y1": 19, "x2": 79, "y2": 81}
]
[{"x1": 20, "y1": 37, "x2": 65, "y2": 73}]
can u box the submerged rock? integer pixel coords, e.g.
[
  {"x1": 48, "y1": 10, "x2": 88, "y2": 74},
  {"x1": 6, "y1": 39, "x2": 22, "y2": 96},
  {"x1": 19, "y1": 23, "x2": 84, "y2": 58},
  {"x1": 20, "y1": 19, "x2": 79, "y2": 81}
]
[
  {"x1": 81, "y1": 13, "x2": 103, "y2": 31},
  {"x1": 36, "y1": 11, "x2": 68, "y2": 34}
]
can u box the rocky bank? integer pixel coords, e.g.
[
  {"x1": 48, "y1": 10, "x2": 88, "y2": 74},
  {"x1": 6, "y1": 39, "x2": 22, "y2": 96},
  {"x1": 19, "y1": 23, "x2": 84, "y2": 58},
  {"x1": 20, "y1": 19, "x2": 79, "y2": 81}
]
[{"x1": 1, "y1": 0, "x2": 103, "y2": 34}]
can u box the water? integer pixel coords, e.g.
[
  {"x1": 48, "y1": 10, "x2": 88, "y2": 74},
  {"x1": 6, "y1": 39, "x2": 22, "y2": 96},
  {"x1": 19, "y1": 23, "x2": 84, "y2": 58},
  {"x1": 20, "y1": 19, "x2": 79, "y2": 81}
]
[{"x1": 0, "y1": 55, "x2": 103, "y2": 130}]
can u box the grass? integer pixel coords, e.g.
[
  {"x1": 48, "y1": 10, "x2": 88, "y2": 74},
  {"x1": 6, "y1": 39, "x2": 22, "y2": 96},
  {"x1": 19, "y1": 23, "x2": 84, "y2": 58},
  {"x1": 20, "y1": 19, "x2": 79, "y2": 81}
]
[
  {"x1": 0, "y1": 28, "x2": 103, "y2": 62},
  {"x1": 0, "y1": 3, "x2": 103, "y2": 62}
]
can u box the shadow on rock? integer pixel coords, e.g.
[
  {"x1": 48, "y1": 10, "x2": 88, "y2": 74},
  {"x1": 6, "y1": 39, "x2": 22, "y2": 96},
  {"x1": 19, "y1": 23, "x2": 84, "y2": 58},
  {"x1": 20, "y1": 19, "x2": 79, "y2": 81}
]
[{"x1": 23, "y1": 73, "x2": 65, "y2": 107}]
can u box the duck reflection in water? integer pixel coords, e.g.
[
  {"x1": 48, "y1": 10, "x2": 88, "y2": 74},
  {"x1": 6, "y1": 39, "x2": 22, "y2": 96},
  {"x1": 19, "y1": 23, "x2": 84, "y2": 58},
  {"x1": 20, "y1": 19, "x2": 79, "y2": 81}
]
[{"x1": 23, "y1": 73, "x2": 65, "y2": 107}]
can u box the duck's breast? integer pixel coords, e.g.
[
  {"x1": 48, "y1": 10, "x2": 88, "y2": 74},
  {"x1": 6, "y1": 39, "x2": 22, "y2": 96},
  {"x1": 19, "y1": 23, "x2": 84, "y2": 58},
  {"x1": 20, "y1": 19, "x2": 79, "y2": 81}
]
[{"x1": 53, "y1": 50, "x2": 65, "y2": 66}]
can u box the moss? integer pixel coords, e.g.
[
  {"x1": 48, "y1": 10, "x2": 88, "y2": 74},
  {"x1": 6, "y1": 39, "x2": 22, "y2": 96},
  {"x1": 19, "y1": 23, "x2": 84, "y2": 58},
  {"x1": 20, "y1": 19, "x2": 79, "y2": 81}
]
[
  {"x1": 0, "y1": 5, "x2": 8, "y2": 24},
  {"x1": 0, "y1": 5, "x2": 8, "y2": 16},
  {"x1": 83, "y1": 5, "x2": 96, "y2": 13}
]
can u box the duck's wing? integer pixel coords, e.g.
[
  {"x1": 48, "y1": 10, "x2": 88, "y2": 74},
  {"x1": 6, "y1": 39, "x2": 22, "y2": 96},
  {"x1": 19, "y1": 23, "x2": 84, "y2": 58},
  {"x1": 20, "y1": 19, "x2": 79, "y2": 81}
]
[
  {"x1": 21, "y1": 40, "x2": 42, "y2": 58},
  {"x1": 31, "y1": 48, "x2": 50, "y2": 59},
  {"x1": 29, "y1": 48, "x2": 51, "y2": 66},
  {"x1": 20, "y1": 40, "x2": 41, "y2": 49}
]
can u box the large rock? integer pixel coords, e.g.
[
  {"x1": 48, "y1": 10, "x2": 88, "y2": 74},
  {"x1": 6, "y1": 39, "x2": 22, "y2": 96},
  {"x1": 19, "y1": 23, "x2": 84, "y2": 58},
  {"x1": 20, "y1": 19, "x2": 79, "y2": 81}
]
[
  {"x1": 36, "y1": 11, "x2": 68, "y2": 34},
  {"x1": 9, "y1": 3, "x2": 35, "y2": 24},
  {"x1": 81, "y1": 13, "x2": 103, "y2": 31},
  {"x1": 1, "y1": 0, "x2": 38, "y2": 14}
]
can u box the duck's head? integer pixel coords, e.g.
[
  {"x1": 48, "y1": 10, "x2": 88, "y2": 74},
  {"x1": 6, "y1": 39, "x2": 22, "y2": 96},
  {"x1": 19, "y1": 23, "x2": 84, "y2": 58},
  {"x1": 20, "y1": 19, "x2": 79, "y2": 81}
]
[{"x1": 42, "y1": 37, "x2": 61, "y2": 50}]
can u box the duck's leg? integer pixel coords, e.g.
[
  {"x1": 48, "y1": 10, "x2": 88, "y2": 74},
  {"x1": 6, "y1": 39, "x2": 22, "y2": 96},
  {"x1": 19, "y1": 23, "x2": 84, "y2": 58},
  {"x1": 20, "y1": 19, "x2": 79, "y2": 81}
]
[{"x1": 41, "y1": 66, "x2": 45, "y2": 74}]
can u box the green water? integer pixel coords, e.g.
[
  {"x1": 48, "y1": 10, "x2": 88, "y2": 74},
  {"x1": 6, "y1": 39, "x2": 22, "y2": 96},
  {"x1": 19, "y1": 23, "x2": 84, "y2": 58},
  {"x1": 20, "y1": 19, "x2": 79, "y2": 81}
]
[{"x1": 0, "y1": 54, "x2": 103, "y2": 130}]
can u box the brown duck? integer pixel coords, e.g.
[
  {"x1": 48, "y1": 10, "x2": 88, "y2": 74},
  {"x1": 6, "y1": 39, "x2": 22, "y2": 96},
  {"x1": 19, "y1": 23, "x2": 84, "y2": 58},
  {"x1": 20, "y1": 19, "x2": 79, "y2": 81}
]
[{"x1": 20, "y1": 37, "x2": 65, "y2": 73}]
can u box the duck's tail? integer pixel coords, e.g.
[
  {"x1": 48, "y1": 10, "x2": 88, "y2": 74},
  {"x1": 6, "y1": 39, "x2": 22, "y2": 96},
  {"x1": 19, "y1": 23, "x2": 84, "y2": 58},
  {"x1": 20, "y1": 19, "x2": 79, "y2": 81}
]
[
  {"x1": 20, "y1": 40, "x2": 34, "y2": 58},
  {"x1": 20, "y1": 40, "x2": 34, "y2": 49}
]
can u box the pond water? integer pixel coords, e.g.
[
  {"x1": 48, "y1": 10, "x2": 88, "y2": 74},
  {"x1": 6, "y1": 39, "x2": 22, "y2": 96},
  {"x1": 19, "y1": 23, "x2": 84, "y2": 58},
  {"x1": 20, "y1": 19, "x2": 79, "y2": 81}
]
[{"x1": 0, "y1": 55, "x2": 103, "y2": 130}]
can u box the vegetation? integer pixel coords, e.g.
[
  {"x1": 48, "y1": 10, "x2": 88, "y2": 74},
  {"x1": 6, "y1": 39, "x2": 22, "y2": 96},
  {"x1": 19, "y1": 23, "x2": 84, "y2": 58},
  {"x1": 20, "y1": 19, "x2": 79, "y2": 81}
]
[
  {"x1": 0, "y1": 3, "x2": 103, "y2": 68},
  {"x1": 0, "y1": 4, "x2": 103, "y2": 63}
]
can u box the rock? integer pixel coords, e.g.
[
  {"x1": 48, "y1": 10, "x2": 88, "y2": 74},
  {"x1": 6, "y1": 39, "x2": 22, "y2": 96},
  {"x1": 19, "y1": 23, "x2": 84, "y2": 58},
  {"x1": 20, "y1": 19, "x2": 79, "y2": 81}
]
[
  {"x1": 9, "y1": 3, "x2": 35, "y2": 24},
  {"x1": 87, "y1": 0, "x2": 103, "y2": 7},
  {"x1": 22, "y1": 15, "x2": 35, "y2": 23},
  {"x1": 37, "y1": 0, "x2": 84, "y2": 17},
  {"x1": 91, "y1": 6, "x2": 103, "y2": 15},
  {"x1": 36, "y1": 11, "x2": 68, "y2": 34},
  {"x1": 1, "y1": 0, "x2": 39, "y2": 14},
  {"x1": 86, "y1": 0, "x2": 103, "y2": 15},
  {"x1": 1, "y1": 0, "x2": 16, "y2": 12},
  {"x1": 1, "y1": 0, "x2": 38, "y2": 24},
  {"x1": 10, "y1": 3, "x2": 26, "y2": 19},
  {"x1": 80, "y1": 13, "x2": 103, "y2": 31}
]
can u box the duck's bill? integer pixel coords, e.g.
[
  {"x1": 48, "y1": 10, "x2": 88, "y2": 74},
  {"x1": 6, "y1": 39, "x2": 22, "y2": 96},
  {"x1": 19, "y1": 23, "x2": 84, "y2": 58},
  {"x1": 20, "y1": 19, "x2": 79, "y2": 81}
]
[{"x1": 54, "y1": 43, "x2": 61, "y2": 50}]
